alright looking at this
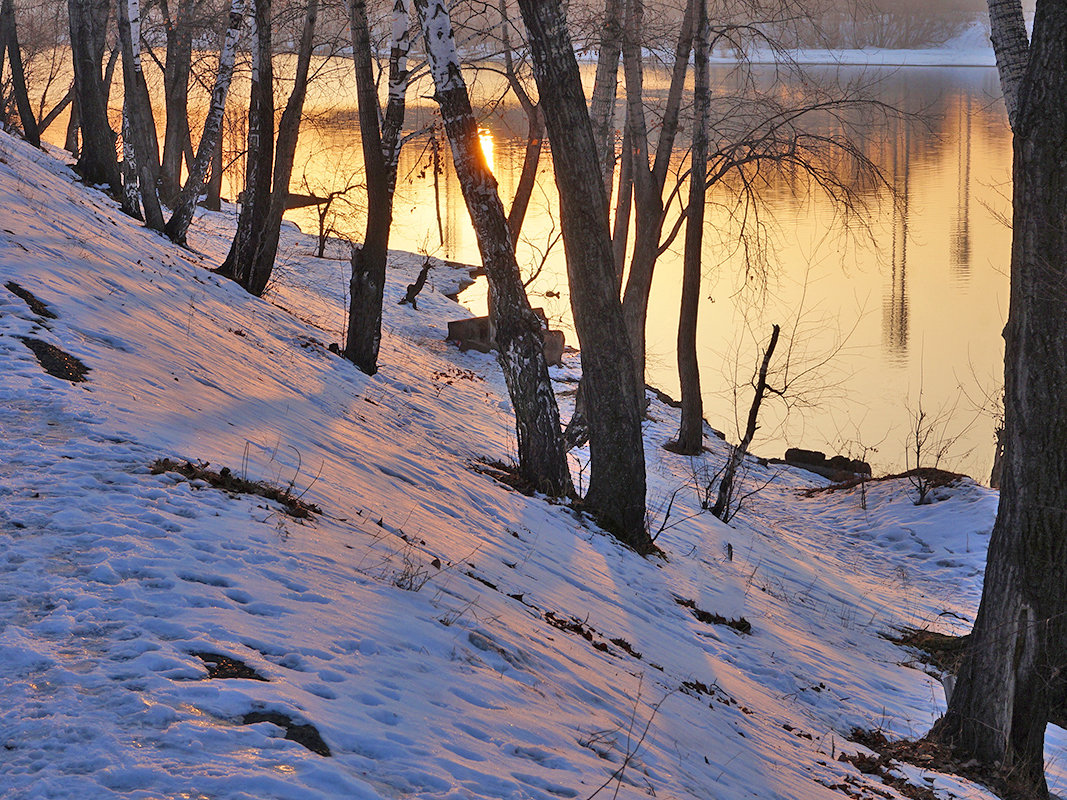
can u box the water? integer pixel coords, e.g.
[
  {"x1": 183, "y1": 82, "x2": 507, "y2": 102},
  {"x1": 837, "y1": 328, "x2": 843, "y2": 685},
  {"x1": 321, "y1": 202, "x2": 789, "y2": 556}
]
[{"x1": 44, "y1": 58, "x2": 1013, "y2": 479}]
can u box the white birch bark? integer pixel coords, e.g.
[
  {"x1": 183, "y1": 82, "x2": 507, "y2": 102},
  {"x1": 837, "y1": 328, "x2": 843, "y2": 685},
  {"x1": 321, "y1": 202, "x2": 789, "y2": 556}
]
[
  {"x1": 164, "y1": 0, "x2": 245, "y2": 242},
  {"x1": 987, "y1": 0, "x2": 1029, "y2": 130}
]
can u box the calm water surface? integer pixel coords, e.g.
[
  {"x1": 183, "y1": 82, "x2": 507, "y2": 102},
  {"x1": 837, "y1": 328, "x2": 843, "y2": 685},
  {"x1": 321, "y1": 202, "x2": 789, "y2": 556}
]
[{"x1": 47, "y1": 59, "x2": 1012, "y2": 478}]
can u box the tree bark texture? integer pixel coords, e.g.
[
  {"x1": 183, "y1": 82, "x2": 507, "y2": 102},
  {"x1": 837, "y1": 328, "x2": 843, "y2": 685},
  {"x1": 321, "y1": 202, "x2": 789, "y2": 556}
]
[
  {"x1": 218, "y1": 0, "x2": 273, "y2": 291},
  {"x1": 2, "y1": 0, "x2": 41, "y2": 146},
  {"x1": 518, "y1": 0, "x2": 652, "y2": 548},
  {"x1": 165, "y1": 0, "x2": 244, "y2": 243},
  {"x1": 986, "y1": 0, "x2": 1029, "y2": 129},
  {"x1": 245, "y1": 0, "x2": 318, "y2": 296},
  {"x1": 68, "y1": 0, "x2": 121, "y2": 192},
  {"x1": 159, "y1": 0, "x2": 194, "y2": 203},
  {"x1": 415, "y1": 0, "x2": 573, "y2": 499},
  {"x1": 675, "y1": 0, "x2": 709, "y2": 454},
  {"x1": 930, "y1": 4, "x2": 1067, "y2": 796},
  {"x1": 619, "y1": 0, "x2": 694, "y2": 403},
  {"x1": 344, "y1": 0, "x2": 411, "y2": 374},
  {"x1": 117, "y1": 0, "x2": 165, "y2": 230},
  {"x1": 588, "y1": 0, "x2": 622, "y2": 197}
]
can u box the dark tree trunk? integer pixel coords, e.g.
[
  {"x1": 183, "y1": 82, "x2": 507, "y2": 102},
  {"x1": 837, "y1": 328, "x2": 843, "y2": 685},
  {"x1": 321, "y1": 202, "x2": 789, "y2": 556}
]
[
  {"x1": 68, "y1": 0, "x2": 121, "y2": 193},
  {"x1": 619, "y1": 0, "x2": 694, "y2": 403},
  {"x1": 245, "y1": 0, "x2": 317, "y2": 296},
  {"x1": 518, "y1": 0, "x2": 651, "y2": 549},
  {"x1": 159, "y1": 0, "x2": 194, "y2": 204},
  {"x1": 218, "y1": 0, "x2": 273, "y2": 290},
  {"x1": 65, "y1": 95, "x2": 81, "y2": 155},
  {"x1": 344, "y1": 0, "x2": 411, "y2": 374},
  {"x1": 674, "y1": 0, "x2": 709, "y2": 455},
  {"x1": 928, "y1": 4, "x2": 1067, "y2": 797},
  {"x1": 415, "y1": 0, "x2": 573, "y2": 499},
  {"x1": 164, "y1": 0, "x2": 244, "y2": 243},
  {"x1": 2, "y1": 0, "x2": 41, "y2": 146},
  {"x1": 206, "y1": 128, "x2": 223, "y2": 210},
  {"x1": 588, "y1": 0, "x2": 622, "y2": 197},
  {"x1": 117, "y1": 0, "x2": 165, "y2": 231},
  {"x1": 38, "y1": 83, "x2": 75, "y2": 135}
]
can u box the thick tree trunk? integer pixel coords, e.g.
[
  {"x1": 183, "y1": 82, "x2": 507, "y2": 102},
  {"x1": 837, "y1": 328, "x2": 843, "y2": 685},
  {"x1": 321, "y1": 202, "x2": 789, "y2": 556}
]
[
  {"x1": 2, "y1": 0, "x2": 41, "y2": 147},
  {"x1": 245, "y1": 0, "x2": 317, "y2": 297},
  {"x1": 518, "y1": 0, "x2": 651, "y2": 549},
  {"x1": 674, "y1": 0, "x2": 709, "y2": 454},
  {"x1": 498, "y1": 0, "x2": 541, "y2": 244},
  {"x1": 415, "y1": 0, "x2": 573, "y2": 498},
  {"x1": 159, "y1": 0, "x2": 193, "y2": 204},
  {"x1": 117, "y1": 0, "x2": 165, "y2": 230},
  {"x1": 218, "y1": 0, "x2": 273, "y2": 290},
  {"x1": 929, "y1": 4, "x2": 1067, "y2": 797},
  {"x1": 68, "y1": 0, "x2": 121, "y2": 192},
  {"x1": 165, "y1": 0, "x2": 244, "y2": 243},
  {"x1": 344, "y1": 0, "x2": 410, "y2": 373}
]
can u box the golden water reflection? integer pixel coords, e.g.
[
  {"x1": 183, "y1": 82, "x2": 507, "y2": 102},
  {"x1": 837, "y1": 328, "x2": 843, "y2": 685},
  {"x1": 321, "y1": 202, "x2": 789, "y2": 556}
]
[{"x1": 40, "y1": 60, "x2": 1011, "y2": 478}]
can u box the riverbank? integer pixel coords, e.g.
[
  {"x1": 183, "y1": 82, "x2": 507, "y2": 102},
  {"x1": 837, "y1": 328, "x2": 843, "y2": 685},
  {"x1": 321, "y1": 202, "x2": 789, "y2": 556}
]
[{"x1": 0, "y1": 130, "x2": 1054, "y2": 799}]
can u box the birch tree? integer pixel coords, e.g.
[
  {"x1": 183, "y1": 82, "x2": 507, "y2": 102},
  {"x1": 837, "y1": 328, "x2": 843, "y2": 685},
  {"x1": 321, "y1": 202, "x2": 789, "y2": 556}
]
[
  {"x1": 217, "y1": 0, "x2": 273, "y2": 290},
  {"x1": 164, "y1": 0, "x2": 244, "y2": 244},
  {"x1": 926, "y1": 2, "x2": 1067, "y2": 796},
  {"x1": 413, "y1": 0, "x2": 573, "y2": 498},
  {"x1": 117, "y1": 0, "x2": 165, "y2": 231},
  {"x1": 344, "y1": 0, "x2": 413, "y2": 374}
]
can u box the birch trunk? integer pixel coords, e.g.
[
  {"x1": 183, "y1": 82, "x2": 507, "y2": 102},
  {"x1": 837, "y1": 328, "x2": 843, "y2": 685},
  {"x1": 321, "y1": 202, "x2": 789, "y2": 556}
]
[
  {"x1": 117, "y1": 0, "x2": 165, "y2": 230},
  {"x1": 929, "y1": 4, "x2": 1067, "y2": 796},
  {"x1": 218, "y1": 0, "x2": 273, "y2": 290},
  {"x1": 986, "y1": 0, "x2": 1029, "y2": 129},
  {"x1": 588, "y1": 0, "x2": 622, "y2": 196},
  {"x1": 674, "y1": 0, "x2": 709, "y2": 454},
  {"x1": 344, "y1": 0, "x2": 411, "y2": 374},
  {"x1": 414, "y1": 0, "x2": 573, "y2": 498},
  {"x1": 165, "y1": 0, "x2": 244, "y2": 244},
  {"x1": 518, "y1": 0, "x2": 651, "y2": 548}
]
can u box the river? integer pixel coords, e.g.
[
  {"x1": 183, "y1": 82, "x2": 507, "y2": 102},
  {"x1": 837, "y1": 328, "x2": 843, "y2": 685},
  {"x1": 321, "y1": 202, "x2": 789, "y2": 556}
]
[{"x1": 43, "y1": 57, "x2": 1013, "y2": 479}]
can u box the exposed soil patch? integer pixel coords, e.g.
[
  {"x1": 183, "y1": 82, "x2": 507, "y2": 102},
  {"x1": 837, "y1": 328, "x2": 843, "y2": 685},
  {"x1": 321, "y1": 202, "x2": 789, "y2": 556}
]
[
  {"x1": 151, "y1": 458, "x2": 321, "y2": 518},
  {"x1": 5, "y1": 281, "x2": 56, "y2": 319},
  {"x1": 193, "y1": 651, "x2": 269, "y2": 681},
  {"x1": 19, "y1": 337, "x2": 89, "y2": 382},
  {"x1": 885, "y1": 627, "x2": 969, "y2": 675},
  {"x1": 674, "y1": 596, "x2": 752, "y2": 634},
  {"x1": 469, "y1": 458, "x2": 540, "y2": 497},
  {"x1": 241, "y1": 710, "x2": 331, "y2": 757}
]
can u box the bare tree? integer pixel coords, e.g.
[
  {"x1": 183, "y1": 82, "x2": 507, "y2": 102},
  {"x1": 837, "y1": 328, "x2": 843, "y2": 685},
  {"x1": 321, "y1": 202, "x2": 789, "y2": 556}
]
[
  {"x1": 67, "y1": 0, "x2": 121, "y2": 192},
  {"x1": 164, "y1": 0, "x2": 245, "y2": 244},
  {"x1": 117, "y1": 0, "x2": 165, "y2": 230},
  {"x1": 926, "y1": 2, "x2": 1067, "y2": 796},
  {"x1": 413, "y1": 0, "x2": 573, "y2": 498},
  {"x1": 1, "y1": 0, "x2": 41, "y2": 146},
  {"x1": 517, "y1": 0, "x2": 651, "y2": 549},
  {"x1": 217, "y1": 0, "x2": 273, "y2": 290},
  {"x1": 344, "y1": 0, "x2": 412, "y2": 374},
  {"x1": 673, "y1": 0, "x2": 709, "y2": 454}
]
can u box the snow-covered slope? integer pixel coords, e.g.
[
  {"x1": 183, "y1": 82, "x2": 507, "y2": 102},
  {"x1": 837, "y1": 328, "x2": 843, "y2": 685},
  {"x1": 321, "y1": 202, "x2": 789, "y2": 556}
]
[{"x1": 0, "y1": 130, "x2": 1056, "y2": 800}]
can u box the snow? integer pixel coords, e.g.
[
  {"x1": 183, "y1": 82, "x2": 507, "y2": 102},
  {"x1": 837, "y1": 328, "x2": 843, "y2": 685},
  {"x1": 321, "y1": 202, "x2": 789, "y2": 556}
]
[
  {"x1": 711, "y1": 20, "x2": 998, "y2": 67},
  {"x1": 0, "y1": 129, "x2": 1064, "y2": 800}
]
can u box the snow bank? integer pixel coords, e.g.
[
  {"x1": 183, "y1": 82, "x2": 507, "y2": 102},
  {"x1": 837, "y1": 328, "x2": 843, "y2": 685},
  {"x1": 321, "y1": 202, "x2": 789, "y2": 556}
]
[{"x1": 0, "y1": 130, "x2": 1057, "y2": 799}]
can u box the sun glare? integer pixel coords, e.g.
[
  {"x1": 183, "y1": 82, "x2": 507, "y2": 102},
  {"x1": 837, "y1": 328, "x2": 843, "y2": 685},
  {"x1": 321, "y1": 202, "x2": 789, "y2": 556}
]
[{"x1": 478, "y1": 128, "x2": 495, "y2": 174}]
